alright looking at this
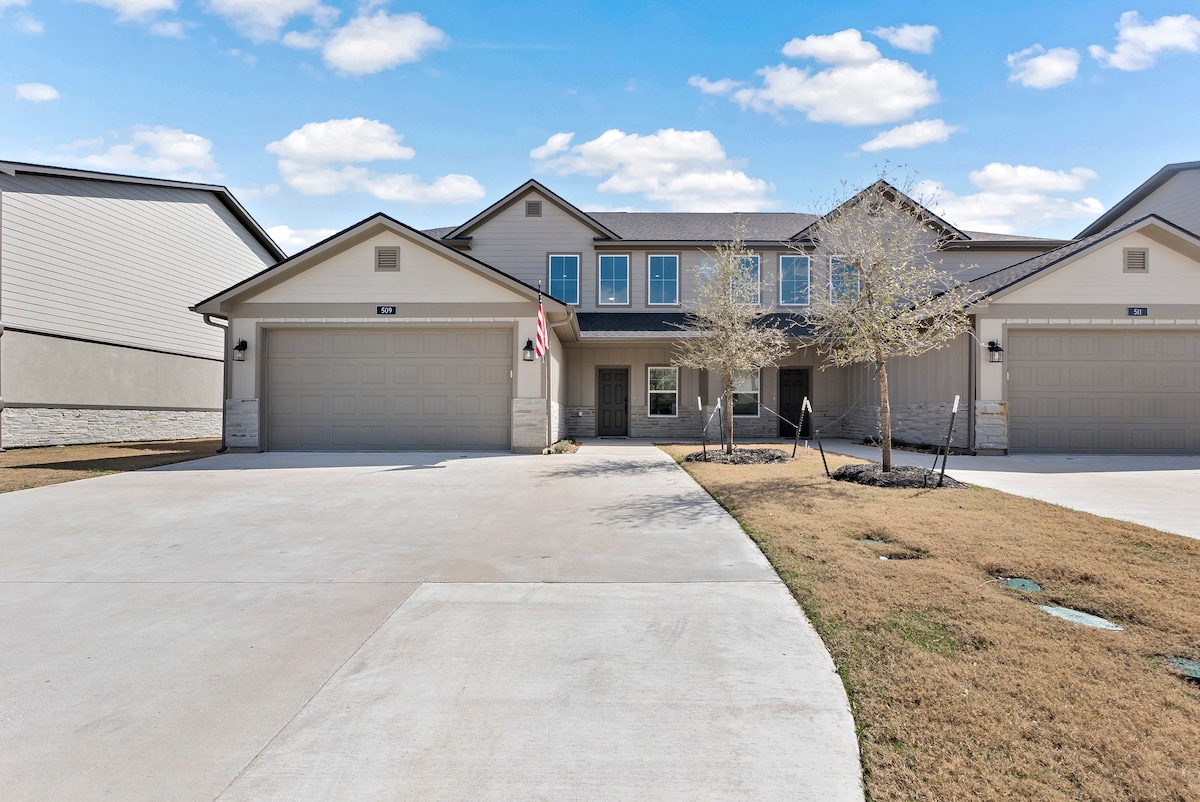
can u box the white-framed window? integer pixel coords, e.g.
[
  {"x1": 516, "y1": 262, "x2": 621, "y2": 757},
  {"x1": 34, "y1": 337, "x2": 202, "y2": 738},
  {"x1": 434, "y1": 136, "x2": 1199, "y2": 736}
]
[
  {"x1": 732, "y1": 369, "x2": 760, "y2": 416},
  {"x1": 830, "y1": 256, "x2": 860, "y2": 302},
  {"x1": 598, "y1": 254, "x2": 630, "y2": 305},
  {"x1": 549, "y1": 254, "x2": 580, "y2": 304},
  {"x1": 648, "y1": 254, "x2": 679, "y2": 305},
  {"x1": 779, "y1": 254, "x2": 810, "y2": 306},
  {"x1": 648, "y1": 366, "x2": 678, "y2": 417},
  {"x1": 731, "y1": 254, "x2": 761, "y2": 304}
]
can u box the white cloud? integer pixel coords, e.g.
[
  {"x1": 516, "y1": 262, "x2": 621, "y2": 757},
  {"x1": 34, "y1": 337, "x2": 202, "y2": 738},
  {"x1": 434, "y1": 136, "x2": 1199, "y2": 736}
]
[
  {"x1": 281, "y1": 29, "x2": 321, "y2": 49},
  {"x1": 266, "y1": 224, "x2": 338, "y2": 255},
  {"x1": 1089, "y1": 11, "x2": 1200, "y2": 70},
  {"x1": 15, "y1": 82, "x2": 59, "y2": 102},
  {"x1": 870, "y1": 24, "x2": 939, "y2": 54},
  {"x1": 150, "y1": 19, "x2": 184, "y2": 37},
  {"x1": 14, "y1": 14, "x2": 41, "y2": 33},
  {"x1": 969, "y1": 163, "x2": 1098, "y2": 193},
  {"x1": 0, "y1": 0, "x2": 28, "y2": 9},
  {"x1": 529, "y1": 132, "x2": 573, "y2": 160},
  {"x1": 77, "y1": 0, "x2": 176, "y2": 21},
  {"x1": 204, "y1": 0, "x2": 336, "y2": 42},
  {"x1": 267, "y1": 118, "x2": 484, "y2": 204},
  {"x1": 532, "y1": 128, "x2": 777, "y2": 212},
  {"x1": 1007, "y1": 45, "x2": 1080, "y2": 88},
  {"x1": 62, "y1": 126, "x2": 219, "y2": 181},
  {"x1": 321, "y1": 11, "x2": 446, "y2": 75},
  {"x1": 694, "y1": 28, "x2": 938, "y2": 126},
  {"x1": 920, "y1": 164, "x2": 1103, "y2": 235},
  {"x1": 859, "y1": 119, "x2": 962, "y2": 152}
]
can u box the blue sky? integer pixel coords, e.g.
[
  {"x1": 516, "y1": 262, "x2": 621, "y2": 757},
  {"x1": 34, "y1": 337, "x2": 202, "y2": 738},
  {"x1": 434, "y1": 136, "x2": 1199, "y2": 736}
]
[{"x1": 3, "y1": 1, "x2": 1200, "y2": 252}]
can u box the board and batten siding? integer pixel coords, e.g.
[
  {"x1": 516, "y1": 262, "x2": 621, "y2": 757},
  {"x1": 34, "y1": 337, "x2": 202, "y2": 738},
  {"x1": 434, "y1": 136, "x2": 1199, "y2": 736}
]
[{"x1": 0, "y1": 173, "x2": 275, "y2": 360}]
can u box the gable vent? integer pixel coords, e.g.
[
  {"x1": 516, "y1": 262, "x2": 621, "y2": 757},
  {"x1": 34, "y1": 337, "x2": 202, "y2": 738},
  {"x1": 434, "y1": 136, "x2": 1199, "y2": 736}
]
[
  {"x1": 1123, "y1": 247, "x2": 1148, "y2": 273},
  {"x1": 525, "y1": 200, "x2": 542, "y2": 217},
  {"x1": 375, "y1": 246, "x2": 401, "y2": 272}
]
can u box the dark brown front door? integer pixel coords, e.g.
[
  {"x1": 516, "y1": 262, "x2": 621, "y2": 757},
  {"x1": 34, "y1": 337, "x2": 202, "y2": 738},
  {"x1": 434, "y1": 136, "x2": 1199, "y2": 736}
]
[
  {"x1": 778, "y1": 368, "x2": 812, "y2": 438},
  {"x1": 597, "y1": 368, "x2": 629, "y2": 436}
]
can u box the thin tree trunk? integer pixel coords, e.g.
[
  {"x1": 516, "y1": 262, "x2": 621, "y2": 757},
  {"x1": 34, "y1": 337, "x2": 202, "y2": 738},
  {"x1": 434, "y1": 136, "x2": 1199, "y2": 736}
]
[
  {"x1": 724, "y1": 383, "x2": 734, "y2": 454},
  {"x1": 879, "y1": 360, "x2": 892, "y2": 472}
]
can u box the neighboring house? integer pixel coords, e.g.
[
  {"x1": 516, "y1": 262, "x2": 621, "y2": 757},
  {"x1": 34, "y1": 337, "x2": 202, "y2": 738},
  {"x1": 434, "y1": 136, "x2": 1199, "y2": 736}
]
[
  {"x1": 0, "y1": 161, "x2": 284, "y2": 449},
  {"x1": 192, "y1": 162, "x2": 1200, "y2": 455}
]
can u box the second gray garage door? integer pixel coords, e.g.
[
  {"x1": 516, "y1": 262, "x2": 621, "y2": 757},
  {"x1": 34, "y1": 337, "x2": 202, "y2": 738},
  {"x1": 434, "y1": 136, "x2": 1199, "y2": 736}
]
[
  {"x1": 1007, "y1": 329, "x2": 1200, "y2": 453},
  {"x1": 266, "y1": 328, "x2": 512, "y2": 451}
]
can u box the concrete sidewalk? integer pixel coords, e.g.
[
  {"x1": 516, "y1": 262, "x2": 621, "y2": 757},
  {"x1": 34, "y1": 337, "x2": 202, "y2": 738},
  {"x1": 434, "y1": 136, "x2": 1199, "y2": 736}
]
[
  {"x1": 0, "y1": 444, "x2": 861, "y2": 801},
  {"x1": 822, "y1": 438, "x2": 1200, "y2": 541}
]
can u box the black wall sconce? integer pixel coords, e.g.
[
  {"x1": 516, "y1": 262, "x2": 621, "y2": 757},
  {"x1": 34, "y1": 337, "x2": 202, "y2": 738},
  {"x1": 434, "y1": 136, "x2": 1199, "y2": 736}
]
[
  {"x1": 232, "y1": 339, "x2": 248, "y2": 362},
  {"x1": 522, "y1": 339, "x2": 536, "y2": 361},
  {"x1": 987, "y1": 340, "x2": 1004, "y2": 363}
]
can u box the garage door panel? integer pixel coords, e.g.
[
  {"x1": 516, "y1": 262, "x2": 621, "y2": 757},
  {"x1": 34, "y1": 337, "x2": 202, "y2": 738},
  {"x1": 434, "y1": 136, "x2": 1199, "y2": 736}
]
[
  {"x1": 266, "y1": 328, "x2": 512, "y2": 451},
  {"x1": 1009, "y1": 329, "x2": 1200, "y2": 453}
]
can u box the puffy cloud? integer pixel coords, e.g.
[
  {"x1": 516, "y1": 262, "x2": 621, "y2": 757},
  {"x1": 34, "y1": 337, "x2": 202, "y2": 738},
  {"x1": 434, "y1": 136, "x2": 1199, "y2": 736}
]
[
  {"x1": 77, "y1": 0, "x2": 176, "y2": 20},
  {"x1": 859, "y1": 119, "x2": 962, "y2": 152},
  {"x1": 1089, "y1": 11, "x2": 1200, "y2": 70},
  {"x1": 266, "y1": 118, "x2": 415, "y2": 164},
  {"x1": 267, "y1": 118, "x2": 484, "y2": 204},
  {"x1": 62, "y1": 126, "x2": 219, "y2": 181},
  {"x1": 13, "y1": 14, "x2": 41, "y2": 33},
  {"x1": 919, "y1": 163, "x2": 1103, "y2": 235},
  {"x1": 693, "y1": 28, "x2": 938, "y2": 126},
  {"x1": 0, "y1": 0, "x2": 28, "y2": 8},
  {"x1": 266, "y1": 224, "x2": 338, "y2": 255},
  {"x1": 531, "y1": 128, "x2": 777, "y2": 212},
  {"x1": 320, "y1": 11, "x2": 446, "y2": 75},
  {"x1": 870, "y1": 24, "x2": 939, "y2": 54},
  {"x1": 1007, "y1": 45, "x2": 1080, "y2": 88},
  {"x1": 204, "y1": 0, "x2": 336, "y2": 42},
  {"x1": 969, "y1": 163, "x2": 1098, "y2": 193},
  {"x1": 15, "y1": 82, "x2": 60, "y2": 102}
]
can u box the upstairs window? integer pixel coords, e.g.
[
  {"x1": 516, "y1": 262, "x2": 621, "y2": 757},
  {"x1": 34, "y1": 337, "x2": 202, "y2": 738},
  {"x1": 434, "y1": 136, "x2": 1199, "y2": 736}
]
[
  {"x1": 648, "y1": 254, "x2": 679, "y2": 305},
  {"x1": 830, "y1": 256, "x2": 860, "y2": 302},
  {"x1": 779, "y1": 254, "x2": 810, "y2": 306},
  {"x1": 731, "y1": 254, "x2": 761, "y2": 304},
  {"x1": 549, "y1": 254, "x2": 580, "y2": 304},
  {"x1": 598, "y1": 254, "x2": 630, "y2": 305},
  {"x1": 732, "y1": 369, "x2": 760, "y2": 416}
]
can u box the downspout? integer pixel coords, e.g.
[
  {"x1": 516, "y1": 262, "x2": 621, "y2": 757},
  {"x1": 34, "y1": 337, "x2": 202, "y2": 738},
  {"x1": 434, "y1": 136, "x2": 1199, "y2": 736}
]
[
  {"x1": 967, "y1": 316, "x2": 977, "y2": 455},
  {"x1": 202, "y1": 314, "x2": 230, "y2": 453}
]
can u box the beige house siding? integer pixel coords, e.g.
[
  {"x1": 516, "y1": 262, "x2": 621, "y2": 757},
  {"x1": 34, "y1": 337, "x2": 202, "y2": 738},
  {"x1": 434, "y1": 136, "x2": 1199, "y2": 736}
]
[
  {"x1": 0, "y1": 173, "x2": 274, "y2": 360},
  {"x1": 1104, "y1": 170, "x2": 1200, "y2": 234}
]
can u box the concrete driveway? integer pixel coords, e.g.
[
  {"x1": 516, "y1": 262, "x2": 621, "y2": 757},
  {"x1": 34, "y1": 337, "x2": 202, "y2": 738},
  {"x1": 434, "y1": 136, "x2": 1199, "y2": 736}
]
[
  {"x1": 0, "y1": 442, "x2": 860, "y2": 801},
  {"x1": 825, "y1": 439, "x2": 1200, "y2": 541}
]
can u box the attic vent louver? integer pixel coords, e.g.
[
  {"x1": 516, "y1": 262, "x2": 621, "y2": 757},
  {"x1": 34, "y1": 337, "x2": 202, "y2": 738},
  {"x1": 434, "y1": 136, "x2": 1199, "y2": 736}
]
[
  {"x1": 375, "y1": 246, "x2": 400, "y2": 272},
  {"x1": 1123, "y1": 247, "x2": 1148, "y2": 273},
  {"x1": 525, "y1": 200, "x2": 542, "y2": 217}
]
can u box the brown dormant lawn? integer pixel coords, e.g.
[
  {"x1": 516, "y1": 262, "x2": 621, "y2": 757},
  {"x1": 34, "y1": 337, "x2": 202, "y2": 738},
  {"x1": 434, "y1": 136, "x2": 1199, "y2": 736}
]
[
  {"x1": 662, "y1": 444, "x2": 1200, "y2": 802},
  {"x1": 0, "y1": 439, "x2": 220, "y2": 494}
]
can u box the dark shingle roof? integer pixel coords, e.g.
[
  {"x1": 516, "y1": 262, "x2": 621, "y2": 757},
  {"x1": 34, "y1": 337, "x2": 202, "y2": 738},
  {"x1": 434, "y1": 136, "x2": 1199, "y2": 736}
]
[
  {"x1": 960, "y1": 230, "x2": 1065, "y2": 243},
  {"x1": 422, "y1": 226, "x2": 456, "y2": 239},
  {"x1": 577, "y1": 312, "x2": 813, "y2": 338},
  {"x1": 586, "y1": 212, "x2": 818, "y2": 241}
]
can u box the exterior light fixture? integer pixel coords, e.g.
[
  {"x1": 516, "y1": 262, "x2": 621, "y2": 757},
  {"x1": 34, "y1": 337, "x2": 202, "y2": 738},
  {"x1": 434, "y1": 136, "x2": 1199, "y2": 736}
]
[
  {"x1": 232, "y1": 339, "x2": 248, "y2": 362},
  {"x1": 522, "y1": 339, "x2": 536, "y2": 362},
  {"x1": 987, "y1": 340, "x2": 1004, "y2": 363}
]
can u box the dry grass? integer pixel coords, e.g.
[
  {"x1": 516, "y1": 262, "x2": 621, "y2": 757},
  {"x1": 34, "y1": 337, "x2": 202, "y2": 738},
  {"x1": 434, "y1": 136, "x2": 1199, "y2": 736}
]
[
  {"x1": 662, "y1": 444, "x2": 1200, "y2": 802},
  {"x1": 0, "y1": 439, "x2": 221, "y2": 493}
]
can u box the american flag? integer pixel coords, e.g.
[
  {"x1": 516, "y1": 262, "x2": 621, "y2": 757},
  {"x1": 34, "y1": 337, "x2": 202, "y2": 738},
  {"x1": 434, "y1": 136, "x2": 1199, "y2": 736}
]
[{"x1": 534, "y1": 288, "x2": 548, "y2": 358}]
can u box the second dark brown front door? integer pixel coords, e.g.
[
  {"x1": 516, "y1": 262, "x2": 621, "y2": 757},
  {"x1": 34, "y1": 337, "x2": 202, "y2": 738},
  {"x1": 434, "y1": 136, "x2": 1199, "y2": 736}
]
[
  {"x1": 597, "y1": 368, "x2": 629, "y2": 436},
  {"x1": 778, "y1": 368, "x2": 812, "y2": 438}
]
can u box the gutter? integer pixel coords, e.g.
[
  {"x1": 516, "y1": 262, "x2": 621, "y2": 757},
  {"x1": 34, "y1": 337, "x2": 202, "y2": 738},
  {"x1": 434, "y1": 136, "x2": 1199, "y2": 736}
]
[{"x1": 202, "y1": 314, "x2": 230, "y2": 453}]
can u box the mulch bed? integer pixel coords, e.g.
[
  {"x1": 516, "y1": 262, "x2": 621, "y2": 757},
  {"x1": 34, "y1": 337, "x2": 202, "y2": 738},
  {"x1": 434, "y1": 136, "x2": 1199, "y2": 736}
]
[
  {"x1": 832, "y1": 462, "x2": 965, "y2": 489},
  {"x1": 684, "y1": 448, "x2": 790, "y2": 464}
]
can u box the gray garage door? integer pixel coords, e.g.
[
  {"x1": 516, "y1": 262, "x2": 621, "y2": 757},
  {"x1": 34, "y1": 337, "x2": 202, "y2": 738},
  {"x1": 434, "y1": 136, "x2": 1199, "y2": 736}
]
[
  {"x1": 1008, "y1": 330, "x2": 1200, "y2": 453},
  {"x1": 265, "y1": 328, "x2": 512, "y2": 451}
]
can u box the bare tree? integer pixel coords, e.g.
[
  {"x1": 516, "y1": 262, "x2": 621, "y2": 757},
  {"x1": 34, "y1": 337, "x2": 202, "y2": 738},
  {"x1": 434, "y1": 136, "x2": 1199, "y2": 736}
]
[
  {"x1": 800, "y1": 176, "x2": 980, "y2": 471},
  {"x1": 674, "y1": 231, "x2": 792, "y2": 453}
]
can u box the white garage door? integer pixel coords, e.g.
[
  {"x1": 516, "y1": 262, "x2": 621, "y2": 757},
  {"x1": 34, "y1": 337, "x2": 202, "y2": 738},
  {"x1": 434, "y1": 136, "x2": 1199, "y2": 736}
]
[
  {"x1": 265, "y1": 328, "x2": 512, "y2": 451},
  {"x1": 1007, "y1": 330, "x2": 1200, "y2": 453}
]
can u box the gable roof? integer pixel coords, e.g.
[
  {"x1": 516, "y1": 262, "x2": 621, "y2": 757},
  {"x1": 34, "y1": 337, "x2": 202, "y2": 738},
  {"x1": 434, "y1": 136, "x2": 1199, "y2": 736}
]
[
  {"x1": 1077, "y1": 161, "x2": 1200, "y2": 238},
  {"x1": 791, "y1": 179, "x2": 968, "y2": 243},
  {"x1": 192, "y1": 211, "x2": 572, "y2": 314},
  {"x1": 0, "y1": 159, "x2": 286, "y2": 261},
  {"x1": 443, "y1": 179, "x2": 620, "y2": 241},
  {"x1": 967, "y1": 214, "x2": 1200, "y2": 299}
]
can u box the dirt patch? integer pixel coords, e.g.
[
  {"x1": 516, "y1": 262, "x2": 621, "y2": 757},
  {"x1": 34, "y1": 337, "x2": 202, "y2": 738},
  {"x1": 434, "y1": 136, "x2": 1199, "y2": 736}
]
[
  {"x1": 683, "y1": 447, "x2": 790, "y2": 464},
  {"x1": 0, "y1": 439, "x2": 221, "y2": 493},
  {"x1": 833, "y1": 462, "x2": 965, "y2": 489},
  {"x1": 662, "y1": 442, "x2": 1200, "y2": 802}
]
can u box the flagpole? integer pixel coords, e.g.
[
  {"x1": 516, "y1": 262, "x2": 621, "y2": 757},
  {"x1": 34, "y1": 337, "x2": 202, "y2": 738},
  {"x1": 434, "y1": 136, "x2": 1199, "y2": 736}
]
[{"x1": 541, "y1": 279, "x2": 551, "y2": 452}]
